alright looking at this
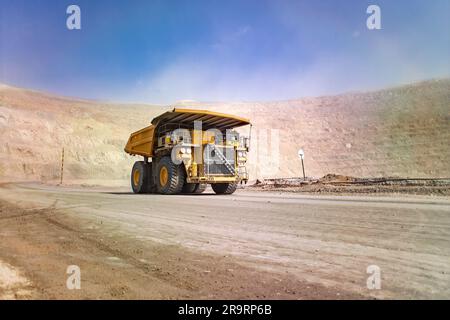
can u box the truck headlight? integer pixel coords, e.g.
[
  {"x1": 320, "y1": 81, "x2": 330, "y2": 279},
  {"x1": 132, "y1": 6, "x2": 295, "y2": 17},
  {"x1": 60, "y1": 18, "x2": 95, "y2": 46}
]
[{"x1": 179, "y1": 147, "x2": 191, "y2": 156}]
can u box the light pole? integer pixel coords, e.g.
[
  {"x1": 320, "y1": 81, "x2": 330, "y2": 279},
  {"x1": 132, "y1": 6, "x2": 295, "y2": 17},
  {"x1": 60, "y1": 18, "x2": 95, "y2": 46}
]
[{"x1": 298, "y1": 149, "x2": 306, "y2": 180}]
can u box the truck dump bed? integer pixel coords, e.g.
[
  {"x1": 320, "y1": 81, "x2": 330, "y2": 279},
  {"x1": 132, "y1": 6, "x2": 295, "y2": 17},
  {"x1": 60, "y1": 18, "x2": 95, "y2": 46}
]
[
  {"x1": 124, "y1": 125, "x2": 156, "y2": 157},
  {"x1": 124, "y1": 108, "x2": 250, "y2": 157},
  {"x1": 151, "y1": 108, "x2": 250, "y2": 130}
]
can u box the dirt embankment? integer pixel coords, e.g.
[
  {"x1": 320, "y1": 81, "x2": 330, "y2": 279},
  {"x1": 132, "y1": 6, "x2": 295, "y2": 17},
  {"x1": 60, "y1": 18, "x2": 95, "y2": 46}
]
[
  {"x1": 0, "y1": 199, "x2": 362, "y2": 300},
  {"x1": 251, "y1": 174, "x2": 450, "y2": 197},
  {"x1": 1, "y1": 79, "x2": 449, "y2": 184}
]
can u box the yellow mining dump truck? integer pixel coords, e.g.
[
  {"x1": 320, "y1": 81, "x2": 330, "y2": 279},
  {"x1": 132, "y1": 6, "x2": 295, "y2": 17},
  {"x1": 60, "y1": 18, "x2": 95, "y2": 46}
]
[{"x1": 124, "y1": 108, "x2": 251, "y2": 195}]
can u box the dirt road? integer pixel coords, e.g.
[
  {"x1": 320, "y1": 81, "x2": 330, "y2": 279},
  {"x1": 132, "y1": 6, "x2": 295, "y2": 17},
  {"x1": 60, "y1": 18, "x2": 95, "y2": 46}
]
[{"x1": 1, "y1": 183, "x2": 449, "y2": 299}]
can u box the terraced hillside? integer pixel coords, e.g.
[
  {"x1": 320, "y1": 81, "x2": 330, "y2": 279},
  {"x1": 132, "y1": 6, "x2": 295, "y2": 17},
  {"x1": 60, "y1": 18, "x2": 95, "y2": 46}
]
[
  {"x1": 0, "y1": 79, "x2": 448, "y2": 184},
  {"x1": 199, "y1": 79, "x2": 450, "y2": 179}
]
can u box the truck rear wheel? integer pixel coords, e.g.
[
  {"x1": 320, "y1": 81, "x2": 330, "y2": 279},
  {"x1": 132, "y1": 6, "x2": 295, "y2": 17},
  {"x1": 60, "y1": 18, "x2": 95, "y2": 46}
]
[
  {"x1": 211, "y1": 182, "x2": 237, "y2": 195},
  {"x1": 131, "y1": 161, "x2": 150, "y2": 194},
  {"x1": 156, "y1": 156, "x2": 185, "y2": 194}
]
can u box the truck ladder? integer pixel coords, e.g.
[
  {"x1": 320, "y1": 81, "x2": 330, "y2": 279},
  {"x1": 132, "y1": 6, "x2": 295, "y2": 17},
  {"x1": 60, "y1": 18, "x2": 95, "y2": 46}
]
[{"x1": 209, "y1": 144, "x2": 235, "y2": 175}]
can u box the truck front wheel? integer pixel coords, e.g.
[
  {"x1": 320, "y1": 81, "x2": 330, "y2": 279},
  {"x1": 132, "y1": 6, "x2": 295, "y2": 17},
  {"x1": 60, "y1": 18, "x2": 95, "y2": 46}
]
[
  {"x1": 192, "y1": 183, "x2": 207, "y2": 194},
  {"x1": 156, "y1": 156, "x2": 185, "y2": 194},
  {"x1": 211, "y1": 183, "x2": 237, "y2": 195},
  {"x1": 182, "y1": 183, "x2": 207, "y2": 194}
]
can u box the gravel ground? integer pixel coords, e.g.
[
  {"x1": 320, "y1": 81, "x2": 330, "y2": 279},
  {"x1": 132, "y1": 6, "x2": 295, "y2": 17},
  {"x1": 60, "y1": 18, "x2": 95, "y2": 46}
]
[{"x1": 1, "y1": 182, "x2": 449, "y2": 299}]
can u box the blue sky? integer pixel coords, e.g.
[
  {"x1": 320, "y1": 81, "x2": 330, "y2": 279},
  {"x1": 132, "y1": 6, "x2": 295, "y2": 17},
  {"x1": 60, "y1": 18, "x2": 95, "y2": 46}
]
[{"x1": 0, "y1": 0, "x2": 448, "y2": 103}]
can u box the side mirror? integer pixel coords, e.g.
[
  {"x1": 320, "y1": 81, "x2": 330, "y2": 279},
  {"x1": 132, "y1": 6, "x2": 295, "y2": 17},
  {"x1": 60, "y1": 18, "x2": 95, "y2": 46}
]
[{"x1": 244, "y1": 137, "x2": 250, "y2": 150}]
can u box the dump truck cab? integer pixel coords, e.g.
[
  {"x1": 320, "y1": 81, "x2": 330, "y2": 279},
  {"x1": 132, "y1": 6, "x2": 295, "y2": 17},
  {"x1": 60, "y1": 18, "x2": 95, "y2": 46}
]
[{"x1": 124, "y1": 108, "x2": 251, "y2": 195}]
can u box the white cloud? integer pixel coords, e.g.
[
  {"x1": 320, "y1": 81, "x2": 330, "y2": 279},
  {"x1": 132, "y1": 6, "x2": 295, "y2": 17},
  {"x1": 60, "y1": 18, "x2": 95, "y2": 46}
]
[{"x1": 126, "y1": 24, "x2": 449, "y2": 104}]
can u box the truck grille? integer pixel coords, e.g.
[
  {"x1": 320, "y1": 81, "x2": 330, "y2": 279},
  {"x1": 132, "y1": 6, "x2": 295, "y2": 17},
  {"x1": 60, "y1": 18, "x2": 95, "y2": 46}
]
[{"x1": 204, "y1": 145, "x2": 235, "y2": 176}]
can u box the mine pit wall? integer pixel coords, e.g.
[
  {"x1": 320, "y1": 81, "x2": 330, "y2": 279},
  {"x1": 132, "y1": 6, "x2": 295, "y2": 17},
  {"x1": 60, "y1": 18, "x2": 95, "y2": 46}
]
[
  {"x1": 0, "y1": 79, "x2": 449, "y2": 184},
  {"x1": 228, "y1": 79, "x2": 450, "y2": 179}
]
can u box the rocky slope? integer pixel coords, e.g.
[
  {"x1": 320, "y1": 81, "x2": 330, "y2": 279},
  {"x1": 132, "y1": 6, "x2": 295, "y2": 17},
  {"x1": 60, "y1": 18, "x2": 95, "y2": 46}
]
[{"x1": 0, "y1": 79, "x2": 448, "y2": 184}]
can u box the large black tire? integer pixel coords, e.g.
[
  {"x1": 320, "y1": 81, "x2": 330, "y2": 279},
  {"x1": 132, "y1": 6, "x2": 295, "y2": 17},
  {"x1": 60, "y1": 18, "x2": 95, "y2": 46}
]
[
  {"x1": 192, "y1": 183, "x2": 207, "y2": 194},
  {"x1": 145, "y1": 162, "x2": 156, "y2": 193},
  {"x1": 155, "y1": 156, "x2": 185, "y2": 195},
  {"x1": 131, "y1": 161, "x2": 150, "y2": 194},
  {"x1": 211, "y1": 182, "x2": 237, "y2": 195},
  {"x1": 182, "y1": 183, "x2": 207, "y2": 194},
  {"x1": 182, "y1": 183, "x2": 197, "y2": 193}
]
